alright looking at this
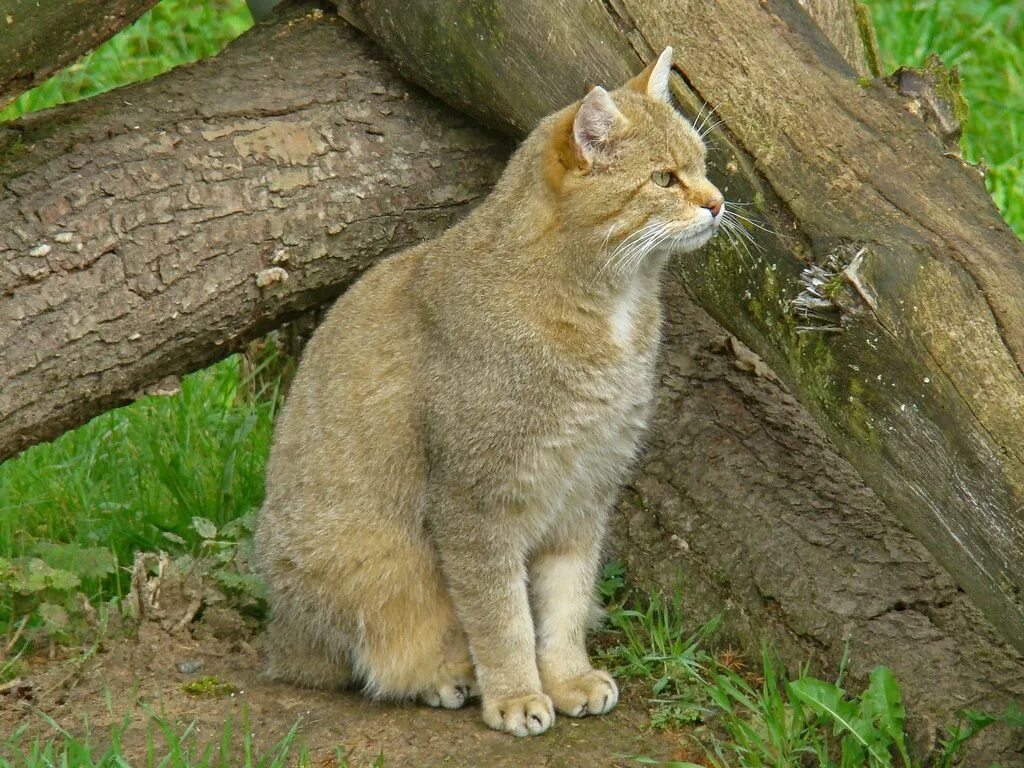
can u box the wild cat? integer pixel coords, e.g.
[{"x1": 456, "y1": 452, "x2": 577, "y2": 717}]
[{"x1": 254, "y1": 47, "x2": 724, "y2": 737}]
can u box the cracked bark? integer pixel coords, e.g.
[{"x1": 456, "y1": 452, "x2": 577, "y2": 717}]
[
  {"x1": 0, "y1": 3, "x2": 509, "y2": 461},
  {"x1": 3, "y1": 1, "x2": 1023, "y2": 762}
]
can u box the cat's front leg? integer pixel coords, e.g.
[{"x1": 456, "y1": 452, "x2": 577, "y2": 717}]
[
  {"x1": 530, "y1": 504, "x2": 619, "y2": 718},
  {"x1": 429, "y1": 485, "x2": 555, "y2": 737}
]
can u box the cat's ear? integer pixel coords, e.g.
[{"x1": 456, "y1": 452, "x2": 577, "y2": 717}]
[
  {"x1": 625, "y1": 46, "x2": 674, "y2": 103},
  {"x1": 573, "y1": 86, "x2": 626, "y2": 164}
]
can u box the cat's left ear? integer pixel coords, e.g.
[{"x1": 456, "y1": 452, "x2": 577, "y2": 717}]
[
  {"x1": 573, "y1": 86, "x2": 627, "y2": 165},
  {"x1": 625, "y1": 46, "x2": 674, "y2": 103}
]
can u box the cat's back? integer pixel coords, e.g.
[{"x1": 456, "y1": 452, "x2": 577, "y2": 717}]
[{"x1": 262, "y1": 245, "x2": 430, "y2": 516}]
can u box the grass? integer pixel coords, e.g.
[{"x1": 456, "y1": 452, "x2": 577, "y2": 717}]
[
  {"x1": 866, "y1": 0, "x2": 1024, "y2": 235},
  {"x1": 0, "y1": 0, "x2": 1022, "y2": 764},
  {"x1": 0, "y1": 709, "x2": 378, "y2": 768},
  {"x1": 598, "y1": 589, "x2": 1024, "y2": 767},
  {"x1": 0, "y1": 0, "x2": 253, "y2": 122},
  {"x1": 0, "y1": 354, "x2": 280, "y2": 630}
]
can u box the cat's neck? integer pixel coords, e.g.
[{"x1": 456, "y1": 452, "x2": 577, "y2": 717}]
[{"x1": 483, "y1": 184, "x2": 667, "y2": 307}]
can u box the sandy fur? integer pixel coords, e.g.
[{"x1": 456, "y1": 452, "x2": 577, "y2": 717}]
[{"x1": 254, "y1": 50, "x2": 724, "y2": 736}]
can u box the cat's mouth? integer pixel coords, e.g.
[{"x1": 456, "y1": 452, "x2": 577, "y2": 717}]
[{"x1": 663, "y1": 215, "x2": 720, "y2": 254}]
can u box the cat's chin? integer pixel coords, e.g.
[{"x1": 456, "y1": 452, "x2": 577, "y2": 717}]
[{"x1": 659, "y1": 223, "x2": 718, "y2": 255}]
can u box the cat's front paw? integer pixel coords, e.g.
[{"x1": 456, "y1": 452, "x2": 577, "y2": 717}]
[
  {"x1": 481, "y1": 690, "x2": 554, "y2": 737},
  {"x1": 545, "y1": 669, "x2": 618, "y2": 717}
]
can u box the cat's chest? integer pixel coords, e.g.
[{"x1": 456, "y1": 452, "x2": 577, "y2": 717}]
[{"x1": 517, "y1": 349, "x2": 657, "y2": 509}]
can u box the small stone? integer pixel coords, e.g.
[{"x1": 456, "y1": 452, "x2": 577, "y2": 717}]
[
  {"x1": 255, "y1": 266, "x2": 288, "y2": 288},
  {"x1": 177, "y1": 660, "x2": 203, "y2": 674},
  {"x1": 29, "y1": 243, "x2": 51, "y2": 257},
  {"x1": 54, "y1": 232, "x2": 74, "y2": 243}
]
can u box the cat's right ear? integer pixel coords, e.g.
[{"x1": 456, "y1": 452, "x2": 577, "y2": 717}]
[{"x1": 573, "y1": 86, "x2": 626, "y2": 167}]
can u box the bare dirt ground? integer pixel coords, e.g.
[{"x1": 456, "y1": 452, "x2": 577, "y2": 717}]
[{"x1": 1, "y1": 571, "x2": 681, "y2": 767}]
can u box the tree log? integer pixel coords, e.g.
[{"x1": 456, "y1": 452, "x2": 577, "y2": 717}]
[
  {"x1": 337, "y1": 0, "x2": 1024, "y2": 662},
  {"x1": 0, "y1": 0, "x2": 160, "y2": 108},
  {"x1": 0, "y1": 3, "x2": 508, "y2": 461},
  {"x1": 2, "y1": 2, "x2": 1023, "y2": 762},
  {"x1": 797, "y1": 0, "x2": 881, "y2": 77}
]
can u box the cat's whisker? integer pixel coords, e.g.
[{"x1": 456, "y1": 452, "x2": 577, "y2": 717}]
[
  {"x1": 728, "y1": 220, "x2": 760, "y2": 264},
  {"x1": 626, "y1": 227, "x2": 675, "y2": 273},
  {"x1": 610, "y1": 223, "x2": 663, "y2": 271},
  {"x1": 726, "y1": 208, "x2": 784, "y2": 239},
  {"x1": 719, "y1": 217, "x2": 755, "y2": 266},
  {"x1": 595, "y1": 222, "x2": 664, "y2": 285},
  {"x1": 697, "y1": 117, "x2": 725, "y2": 139},
  {"x1": 691, "y1": 101, "x2": 709, "y2": 134},
  {"x1": 724, "y1": 210, "x2": 770, "y2": 252},
  {"x1": 694, "y1": 97, "x2": 729, "y2": 136},
  {"x1": 617, "y1": 223, "x2": 673, "y2": 276},
  {"x1": 722, "y1": 215, "x2": 763, "y2": 251},
  {"x1": 614, "y1": 226, "x2": 667, "y2": 276},
  {"x1": 590, "y1": 225, "x2": 618, "y2": 286}
]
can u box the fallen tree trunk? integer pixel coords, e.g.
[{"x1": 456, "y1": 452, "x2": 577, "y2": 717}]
[
  {"x1": 2, "y1": 2, "x2": 1023, "y2": 762},
  {"x1": 0, "y1": 4, "x2": 507, "y2": 460},
  {"x1": 339, "y1": 0, "x2": 1024, "y2": 663},
  {"x1": 0, "y1": 0, "x2": 160, "y2": 108}
]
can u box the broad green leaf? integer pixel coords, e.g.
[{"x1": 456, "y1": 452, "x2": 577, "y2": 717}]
[
  {"x1": 862, "y1": 666, "x2": 910, "y2": 766},
  {"x1": 162, "y1": 531, "x2": 189, "y2": 546},
  {"x1": 38, "y1": 602, "x2": 70, "y2": 631},
  {"x1": 788, "y1": 678, "x2": 890, "y2": 765},
  {"x1": 214, "y1": 570, "x2": 267, "y2": 600},
  {"x1": 34, "y1": 542, "x2": 117, "y2": 580},
  {"x1": 8, "y1": 559, "x2": 81, "y2": 594},
  {"x1": 191, "y1": 516, "x2": 218, "y2": 539}
]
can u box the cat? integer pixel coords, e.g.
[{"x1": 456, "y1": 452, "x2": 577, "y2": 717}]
[{"x1": 254, "y1": 47, "x2": 724, "y2": 737}]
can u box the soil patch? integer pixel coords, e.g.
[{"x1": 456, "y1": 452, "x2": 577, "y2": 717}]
[{"x1": 1, "y1": 577, "x2": 681, "y2": 766}]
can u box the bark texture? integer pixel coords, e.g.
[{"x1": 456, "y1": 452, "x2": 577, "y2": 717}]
[
  {"x1": 0, "y1": 0, "x2": 160, "y2": 108},
  {"x1": 338, "y1": 0, "x2": 1024, "y2": 663},
  {"x1": 2, "y1": 2, "x2": 1023, "y2": 762},
  {"x1": 0, "y1": 3, "x2": 508, "y2": 461},
  {"x1": 797, "y1": 0, "x2": 881, "y2": 76},
  {"x1": 611, "y1": 278, "x2": 1024, "y2": 762}
]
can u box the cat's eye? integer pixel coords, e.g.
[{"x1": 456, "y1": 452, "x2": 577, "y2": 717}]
[{"x1": 651, "y1": 170, "x2": 675, "y2": 188}]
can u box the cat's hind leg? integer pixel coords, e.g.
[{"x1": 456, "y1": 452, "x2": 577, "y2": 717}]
[
  {"x1": 262, "y1": 601, "x2": 354, "y2": 690},
  {"x1": 348, "y1": 534, "x2": 476, "y2": 708}
]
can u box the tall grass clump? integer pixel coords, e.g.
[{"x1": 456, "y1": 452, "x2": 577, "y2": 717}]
[
  {"x1": 868, "y1": 0, "x2": 1023, "y2": 235},
  {"x1": 0, "y1": 355, "x2": 280, "y2": 625}
]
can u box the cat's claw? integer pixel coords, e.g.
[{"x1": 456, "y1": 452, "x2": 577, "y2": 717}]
[
  {"x1": 482, "y1": 691, "x2": 554, "y2": 737},
  {"x1": 545, "y1": 669, "x2": 618, "y2": 717},
  {"x1": 420, "y1": 683, "x2": 471, "y2": 709}
]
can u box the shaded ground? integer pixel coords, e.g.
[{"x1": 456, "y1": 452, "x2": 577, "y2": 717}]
[{"x1": 1, "y1": 591, "x2": 680, "y2": 767}]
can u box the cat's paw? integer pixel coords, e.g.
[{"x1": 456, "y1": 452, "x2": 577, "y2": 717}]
[
  {"x1": 481, "y1": 690, "x2": 554, "y2": 737},
  {"x1": 420, "y1": 682, "x2": 473, "y2": 709},
  {"x1": 545, "y1": 669, "x2": 618, "y2": 717},
  {"x1": 419, "y1": 658, "x2": 477, "y2": 709}
]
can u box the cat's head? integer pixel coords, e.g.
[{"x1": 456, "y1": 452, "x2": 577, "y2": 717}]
[{"x1": 543, "y1": 48, "x2": 724, "y2": 275}]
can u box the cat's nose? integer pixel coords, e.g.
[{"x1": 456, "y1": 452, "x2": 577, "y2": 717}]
[{"x1": 703, "y1": 197, "x2": 724, "y2": 217}]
